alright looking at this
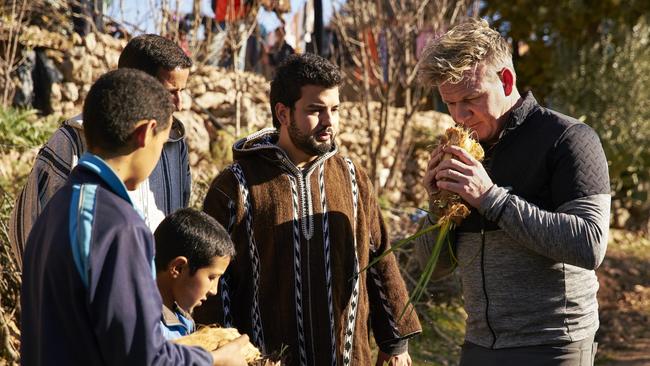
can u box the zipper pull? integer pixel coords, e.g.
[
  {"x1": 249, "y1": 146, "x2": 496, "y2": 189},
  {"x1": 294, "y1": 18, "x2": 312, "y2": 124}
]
[{"x1": 480, "y1": 216, "x2": 486, "y2": 239}]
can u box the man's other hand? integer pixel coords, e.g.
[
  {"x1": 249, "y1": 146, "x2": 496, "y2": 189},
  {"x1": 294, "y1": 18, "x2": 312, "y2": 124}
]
[
  {"x1": 376, "y1": 350, "x2": 412, "y2": 366},
  {"x1": 210, "y1": 334, "x2": 249, "y2": 366}
]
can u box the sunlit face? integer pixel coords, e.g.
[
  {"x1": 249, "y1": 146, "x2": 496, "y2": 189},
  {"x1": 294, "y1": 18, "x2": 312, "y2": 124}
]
[
  {"x1": 157, "y1": 67, "x2": 190, "y2": 111},
  {"x1": 285, "y1": 85, "x2": 340, "y2": 157},
  {"x1": 172, "y1": 256, "x2": 230, "y2": 313},
  {"x1": 438, "y1": 63, "x2": 510, "y2": 143}
]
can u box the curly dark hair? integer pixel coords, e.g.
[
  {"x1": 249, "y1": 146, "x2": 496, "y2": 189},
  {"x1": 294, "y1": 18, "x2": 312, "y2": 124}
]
[
  {"x1": 154, "y1": 208, "x2": 235, "y2": 275},
  {"x1": 270, "y1": 53, "x2": 342, "y2": 128},
  {"x1": 82, "y1": 68, "x2": 174, "y2": 152},
  {"x1": 118, "y1": 34, "x2": 193, "y2": 76}
]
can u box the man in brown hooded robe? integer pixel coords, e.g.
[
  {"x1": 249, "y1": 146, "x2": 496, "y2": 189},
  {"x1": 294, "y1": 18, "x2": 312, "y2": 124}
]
[{"x1": 195, "y1": 53, "x2": 421, "y2": 366}]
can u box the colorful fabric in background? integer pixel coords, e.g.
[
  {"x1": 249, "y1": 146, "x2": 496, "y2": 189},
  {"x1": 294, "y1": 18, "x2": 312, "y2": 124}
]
[
  {"x1": 378, "y1": 30, "x2": 389, "y2": 84},
  {"x1": 213, "y1": 0, "x2": 251, "y2": 22},
  {"x1": 416, "y1": 29, "x2": 434, "y2": 59}
]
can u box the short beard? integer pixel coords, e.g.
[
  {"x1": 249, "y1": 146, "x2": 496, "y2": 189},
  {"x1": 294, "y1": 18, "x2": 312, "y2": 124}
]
[{"x1": 287, "y1": 115, "x2": 334, "y2": 157}]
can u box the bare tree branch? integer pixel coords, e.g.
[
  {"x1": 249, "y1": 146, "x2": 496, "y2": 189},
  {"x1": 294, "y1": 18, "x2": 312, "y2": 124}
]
[{"x1": 332, "y1": 0, "x2": 473, "y2": 195}]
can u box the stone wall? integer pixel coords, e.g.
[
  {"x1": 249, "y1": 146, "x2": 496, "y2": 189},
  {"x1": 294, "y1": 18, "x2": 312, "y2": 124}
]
[
  {"x1": 43, "y1": 32, "x2": 453, "y2": 207},
  {"x1": 50, "y1": 32, "x2": 124, "y2": 116},
  {"x1": 45, "y1": 32, "x2": 272, "y2": 165}
]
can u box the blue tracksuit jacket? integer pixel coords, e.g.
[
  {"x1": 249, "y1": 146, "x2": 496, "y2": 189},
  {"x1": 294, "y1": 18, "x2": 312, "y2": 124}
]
[{"x1": 21, "y1": 153, "x2": 212, "y2": 365}]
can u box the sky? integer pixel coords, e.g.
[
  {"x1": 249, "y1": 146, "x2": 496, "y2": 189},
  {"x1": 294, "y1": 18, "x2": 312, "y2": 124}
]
[{"x1": 106, "y1": 0, "x2": 337, "y2": 35}]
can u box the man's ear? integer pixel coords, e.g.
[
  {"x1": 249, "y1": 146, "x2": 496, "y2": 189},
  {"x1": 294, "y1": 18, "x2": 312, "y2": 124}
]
[
  {"x1": 274, "y1": 102, "x2": 291, "y2": 127},
  {"x1": 167, "y1": 256, "x2": 188, "y2": 278},
  {"x1": 131, "y1": 119, "x2": 158, "y2": 148},
  {"x1": 499, "y1": 68, "x2": 514, "y2": 97}
]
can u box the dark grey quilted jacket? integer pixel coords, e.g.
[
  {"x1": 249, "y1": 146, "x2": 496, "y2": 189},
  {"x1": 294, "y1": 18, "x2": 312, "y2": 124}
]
[{"x1": 418, "y1": 92, "x2": 611, "y2": 349}]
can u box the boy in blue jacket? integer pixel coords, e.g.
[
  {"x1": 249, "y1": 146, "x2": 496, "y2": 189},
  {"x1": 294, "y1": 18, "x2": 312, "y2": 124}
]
[
  {"x1": 154, "y1": 208, "x2": 234, "y2": 340},
  {"x1": 20, "y1": 69, "x2": 247, "y2": 366}
]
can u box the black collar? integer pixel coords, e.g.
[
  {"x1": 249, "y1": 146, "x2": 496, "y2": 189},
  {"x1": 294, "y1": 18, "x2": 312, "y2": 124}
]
[{"x1": 500, "y1": 91, "x2": 540, "y2": 139}]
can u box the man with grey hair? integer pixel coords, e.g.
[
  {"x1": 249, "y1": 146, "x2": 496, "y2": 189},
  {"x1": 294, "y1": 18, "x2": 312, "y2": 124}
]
[{"x1": 416, "y1": 18, "x2": 610, "y2": 365}]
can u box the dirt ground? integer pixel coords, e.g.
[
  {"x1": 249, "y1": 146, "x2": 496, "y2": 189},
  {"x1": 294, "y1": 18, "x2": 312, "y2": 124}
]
[
  {"x1": 595, "y1": 229, "x2": 650, "y2": 366},
  {"x1": 385, "y1": 210, "x2": 650, "y2": 366}
]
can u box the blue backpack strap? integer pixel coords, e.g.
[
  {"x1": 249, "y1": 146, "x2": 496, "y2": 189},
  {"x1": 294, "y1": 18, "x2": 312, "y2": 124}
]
[{"x1": 68, "y1": 183, "x2": 98, "y2": 288}]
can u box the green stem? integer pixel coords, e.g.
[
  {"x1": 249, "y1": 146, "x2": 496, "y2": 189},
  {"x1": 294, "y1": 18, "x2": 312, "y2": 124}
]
[
  {"x1": 359, "y1": 221, "x2": 442, "y2": 274},
  {"x1": 398, "y1": 219, "x2": 452, "y2": 320}
]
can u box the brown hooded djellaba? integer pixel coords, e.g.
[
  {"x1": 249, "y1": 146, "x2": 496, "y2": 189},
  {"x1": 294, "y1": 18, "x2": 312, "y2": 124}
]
[{"x1": 194, "y1": 128, "x2": 421, "y2": 365}]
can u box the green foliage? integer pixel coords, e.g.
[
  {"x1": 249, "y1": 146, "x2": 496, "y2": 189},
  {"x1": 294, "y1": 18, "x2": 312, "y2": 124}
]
[
  {"x1": 550, "y1": 17, "x2": 650, "y2": 227},
  {"x1": 0, "y1": 187, "x2": 21, "y2": 309},
  {"x1": 0, "y1": 107, "x2": 58, "y2": 362},
  {"x1": 482, "y1": 0, "x2": 650, "y2": 102},
  {"x1": 0, "y1": 107, "x2": 61, "y2": 197},
  {"x1": 409, "y1": 301, "x2": 465, "y2": 365},
  {"x1": 0, "y1": 107, "x2": 60, "y2": 150},
  {"x1": 0, "y1": 185, "x2": 21, "y2": 362},
  {"x1": 0, "y1": 107, "x2": 57, "y2": 280},
  {"x1": 377, "y1": 195, "x2": 392, "y2": 210},
  {"x1": 210, "y1": 129, "x2": 236, "y2": 171}
]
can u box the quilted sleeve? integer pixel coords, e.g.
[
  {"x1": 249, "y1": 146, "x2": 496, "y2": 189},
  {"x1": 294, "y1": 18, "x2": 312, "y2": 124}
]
[
  {"x1": 479, "y1": 123, "x2": 611, "y2": 269},
  {"x1": 549, "y1": 123, "x2": 611, "y2": 207}
]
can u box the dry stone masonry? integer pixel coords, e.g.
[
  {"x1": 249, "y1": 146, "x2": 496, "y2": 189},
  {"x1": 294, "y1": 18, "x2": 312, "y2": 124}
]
[{"x1": 38, "y1": 32, "x2": 453, "y2": 207}]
